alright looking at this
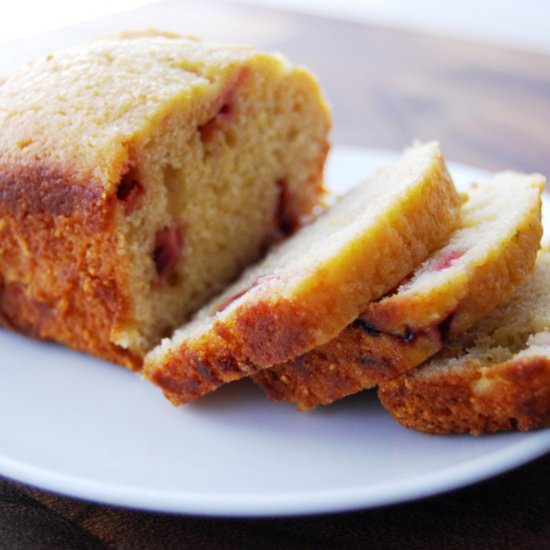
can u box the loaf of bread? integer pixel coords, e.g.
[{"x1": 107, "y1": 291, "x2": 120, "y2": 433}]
[
  {"x1": 379, "y1": 249, "x2": 550, "y2": 435},
  {"x1": 144, "y1": 142, "x2": 462, "y2": 404},
  {"x1": 0, "y1": 35, "x2": 330, "y2": 368},
  {"x1": 254, "y1": 172, "x2": 544, "y2": 410}
]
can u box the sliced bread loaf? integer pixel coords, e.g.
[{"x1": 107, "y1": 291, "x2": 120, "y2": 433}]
[
  {"x1": 378, "y1": 249, "x2": 550, "y2": 435},
  {"x1": 255, "y1": 172, "x2": 544, "y2": 410},
  {"x1": 0, "y1": 35, "x2": 330, "y2": 367},
  {"x1": 144, "y1": 142, "x2": 462, "y2": 404}
]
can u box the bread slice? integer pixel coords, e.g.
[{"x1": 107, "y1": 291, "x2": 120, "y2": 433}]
[
  {"x1": 378, "y1": 249, "x2": 550, "y2": 435},
  {"x1": 144, "y1": 142, "x2": 462, "y2": 404},
  {"x1": 0, "y1": 34, "x2": 330, "y2": 368},
  {"x1": 255, "y1": 172, "x2": 544, "y2": 410}
]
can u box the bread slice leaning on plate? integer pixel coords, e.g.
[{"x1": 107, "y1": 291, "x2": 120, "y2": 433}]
[
  {"x1": 255, "y1": 172, "x2": 544, "y2": 410},
  {"x1": 379, "y1": 248, "x2": 550, "y2": 435},
  {"x1": 144, "y1": 142, "x2": 462, "y2": 404}
]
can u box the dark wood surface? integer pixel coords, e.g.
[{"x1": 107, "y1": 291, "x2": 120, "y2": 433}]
[{"x1": 1, "y1": 1, "x2": 550, "y2": 548}]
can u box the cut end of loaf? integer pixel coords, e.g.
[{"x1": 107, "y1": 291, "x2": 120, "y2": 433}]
[{"x1": 99, "y1": 39, "x2": 330, "y2": 355}]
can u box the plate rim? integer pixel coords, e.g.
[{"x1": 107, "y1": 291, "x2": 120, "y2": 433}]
[{"x1": 1, "y1": 429, "x2": 549, "y2": 517}]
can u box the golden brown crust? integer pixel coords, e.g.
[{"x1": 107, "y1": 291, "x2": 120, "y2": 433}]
[
  {"x1": 378, "y1": 357, "x2": 550, "y2": 435},
  {"x1": 253, "y1": 321, "x2": 443, "y2": 410},
  {"x1": 149, "y1": 299, "x2": 311, "y2": 404},
  {"x1": 0, "y1": 159, "x2": 141, "y2": 370},
  {"x1": 0, "y1": 161, "x2": 103, "y2": 223}
]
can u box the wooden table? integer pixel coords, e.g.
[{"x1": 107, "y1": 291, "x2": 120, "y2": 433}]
[{"x1": 1, "y1": 1, "x2": 549, "y2": 548}]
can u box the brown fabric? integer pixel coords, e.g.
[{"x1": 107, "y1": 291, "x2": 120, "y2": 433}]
[{"x1": 1, "y1": 453, "x2": 549, "y2": 549}]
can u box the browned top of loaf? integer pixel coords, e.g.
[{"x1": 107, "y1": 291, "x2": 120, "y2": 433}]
[{"x1": 0, "y1": 35, "x2": 294, "y2": 196}]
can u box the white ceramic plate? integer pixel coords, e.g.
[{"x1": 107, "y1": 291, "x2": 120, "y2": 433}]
[{"x1": 1, "y1": 146, "x2": 549, "y2": 517}]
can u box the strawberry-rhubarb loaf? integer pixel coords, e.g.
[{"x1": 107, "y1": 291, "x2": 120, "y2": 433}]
[
  {"x1": 378, "y1": 248, "x2": 550, "y2": 435},
  {"x1": 0, "y1": 35, "x2": 330, "y2": 368},
  {"x1": 144, "y1": 142, "x2": 462, "y2": 404},
  {"x1": 255, "y1": 172, "x2": 544, "y2": 410}
]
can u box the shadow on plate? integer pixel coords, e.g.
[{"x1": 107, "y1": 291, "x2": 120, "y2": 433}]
[{"x1": 187, "y1": 377, "x2": 383, "y2": 415}]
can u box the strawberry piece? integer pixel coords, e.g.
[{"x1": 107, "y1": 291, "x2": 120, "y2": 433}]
[
  {"x1": 275, "y1": 178, "x2": 299, "y2": 238},
  {"x1": 116, "y1": 175, "x2": 145, "y2": 214},
  {"x1": 153, "y1": 226, "x2": 183, "y2": 285},
  {"x1": 432, "y1": 249, "x2": 466, "y2": 271},
  {"x1": 198, "y1": 67, "x2": 250, "y2": 142},
  {"x1": 214, "y1": 274, "x2": 281, "y2": 314}
]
